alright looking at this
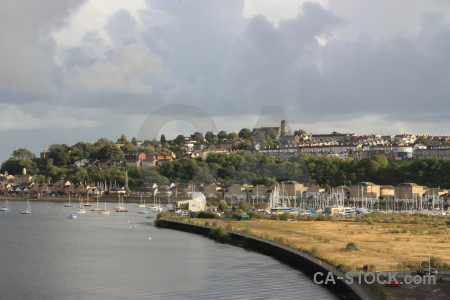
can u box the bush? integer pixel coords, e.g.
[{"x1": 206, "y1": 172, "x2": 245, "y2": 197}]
[
  {"x1": 279, "y1": 213, "x2": 297, "y2": 221},
  {"x1": 309, "y1": 247, "x2": 318, "y2": 256},
  {"x1": 238, "y1": 201, "x2": 251, "y2": 212},
  {"x1": 336, "y1": 264, "x2": 352, "y2": 272},
  {"x1": 342, "y1": 242, "x2": 359, "y2": 251},
  {"x1": 218, "y1": 200, "x2": 228, "y2": 211},
  {"x1": 209, "y1": 226, "x2": 231, "y2": 243},
  {"x1": 249, "y1": 211, "x2": 269, "y2": 219},
  {"x1": 156, "y1": 211, "x2": 177, "y2": 220},
  {"x1": 195, "y1": 211, "x2": 219, "y2": 219},
  {"x1": 270, "y1": 214, "x2": 280, "y2": 220},
  {"x1": 231, "y1": 209, "x2": 244, "y2": 220}
]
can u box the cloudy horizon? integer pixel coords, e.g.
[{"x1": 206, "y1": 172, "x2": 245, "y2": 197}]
[{"x1": 1, "y1": 0, "x2": 449, "y2": 161}]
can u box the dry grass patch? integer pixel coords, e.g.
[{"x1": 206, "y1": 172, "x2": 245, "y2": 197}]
[{"x1": 193, "y1": 218, "x2": 450, "y2": 271}]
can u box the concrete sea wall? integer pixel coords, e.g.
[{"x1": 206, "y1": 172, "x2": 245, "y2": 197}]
[{"x1": 155, "y1": 219, "x2": 375, "y2": 300}]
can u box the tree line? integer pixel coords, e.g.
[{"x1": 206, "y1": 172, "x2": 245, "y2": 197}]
[{"x1": 1, "y1": 132, "x2": 449, "y2": 189}]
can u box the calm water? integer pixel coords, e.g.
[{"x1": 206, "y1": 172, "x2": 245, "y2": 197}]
[{"x1": 0, "y1": 201, "x2": 337, "y2": 299}]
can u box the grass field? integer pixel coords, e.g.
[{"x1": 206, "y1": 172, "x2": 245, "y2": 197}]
[{"x1": 193, "y1": 215, "x2": 450, "y2": 272}]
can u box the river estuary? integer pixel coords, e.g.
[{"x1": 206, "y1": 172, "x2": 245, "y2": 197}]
[{"x1": 0, "y1": 201, "x2": 337, "y2": 299}]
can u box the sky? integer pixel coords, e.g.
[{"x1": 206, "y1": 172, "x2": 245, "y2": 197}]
[{"x1": 0, "y1": 0, "x2": 449, "y2": 162}]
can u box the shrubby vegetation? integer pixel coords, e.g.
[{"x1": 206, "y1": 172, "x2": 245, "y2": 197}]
[
  {"x1": 2, "y1": 132, "x2": 450, "y2": 190},
  {"x1": 208, "y1": 226, "x2": 231, "y2": 243},
  {"x1": 190, "y1": 211, "x2": 219, "y2": 219}
]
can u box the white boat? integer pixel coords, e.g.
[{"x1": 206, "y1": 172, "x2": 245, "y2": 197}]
[
  {"x1": 21, "y1": 200, "x2": 32, "y2": 214},
  {"x1": 137, "y1": 195, "x2": 149, "y2": 214},
  {"x1": 0, "y1": 196, "x2": 10, "y2": 212},
  {"x1": 136, "y1": 193, "x2": 146, "y2": 208},
  {"x1": 64, "y1": 194, "x2": 74, "y2": 207},
  {"x1": 74, "y1": 196, "x2": 87, "y2": 214},
  {"x1": 115, "y1": 195, "x2": 128, "y2": 212},
  {"x1": 66, "y1": 214, "x2": 77, "y2": 219},
  {"x1": 268, "y1": 185, "x2": 294, "y2": 213},
  {"x1": 149, "y1": 205, "x2": 162, "y2": 212}
]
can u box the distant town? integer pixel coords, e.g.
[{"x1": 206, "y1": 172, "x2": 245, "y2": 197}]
[{"x1": 1, "y1": 120, "x2": 450, "y2": 212}]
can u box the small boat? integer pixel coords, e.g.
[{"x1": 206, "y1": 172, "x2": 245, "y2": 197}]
[
  {"x1": 115, "y1": 195, "x2": 128, "y2": 212},
  {"x1": 74, "y1": 197, "x2": 87, "y2": 214},
  {"x1": 66, "y1": 214, "x2": 77, "y2": 219},
  {"x1": 91, "y1": 196, "x2": 103, "y2": 211},
  {"x1": 64, "y1": 194, "x2": 74, "y2": 207},
  {"x1": 150, "y1": 205, "x2": 162, "y2": 212},
  {"x1": 1, "y1": 197, "x2": 10, "y2": 212},
  {"x1": 115, "y1": 207, "x2": 128, "y2": 212},
  {"x1": 83, "y1": 194, "x2": 92, "y2": 207},
  {"x1": 99, "y1": 202, "x2": 110, "y2": 214},
  {"x1": 136, "y1": 193, "x2": 146, "y2": 208},
  {"x1": 137, "y1": 195, "x2": 148, "y2": 214},
  {"x1": 21, "y1": 200, "x2": 32, "y2": 214}
]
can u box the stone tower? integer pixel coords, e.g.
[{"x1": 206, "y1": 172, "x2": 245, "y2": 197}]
[{"x1": 281, "y1": 120, "x2": 287, "y2": 136}]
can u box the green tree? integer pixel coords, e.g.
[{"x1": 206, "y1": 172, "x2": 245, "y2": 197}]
[
  {"x1": 160, "y1": 134, "x2": 167, "y2": 144},
  {"x1": 267, "y1": 128, "x2": 278, "y2": 139},
  {"x1": 204, "y1": 131, "x2": 217, "y2": 143},
  {"x1": 294, "y1": 129, "x2": 307, "y2": 136},
  {"x1": 238, "y1": 128, "x2": 252, "y2": 139},
  {"x1": 218, "y1": 200, "x2": 228, "y2": 211},
  {"x1": 238, "y1": 201, "x2": 251, "y2": 212},
  {"x1": 191, "y1": 132, "x2": 205, "y2": 143},
  {"x1": 97, "y1": 144, "x2": 125, "y2": 161},
  {"x1": 193, "y1": 165, "x2": 216, "y2": 185},
  {"x1": 92, "y1": 138, "x2": 125, "y2": 160},
  {"x1": 217, "y1": 130, "x2": 228, "y2": 141},
  {"x1": 0, "y1": 158, "x2": 38, "y2": 175},
  {"x1": 121, "y1": 141, "x2": 137, "y2": 153},
  {"x1": 227, "y1": 132, "x2": 239, "y2": 141},
  {"x1": 117, "y1": 134, "x2": 128, "y2": 143},
  {"x1": 48, "y1": 144, "x2": 71, "y2": 166},
  {"x1": 414, "y1": 137, "x2": 429, "y2": 146},
  {"x1": 70, "y1": 142, "x2": 93, "y2": 162},
  {"x1": 174, "y1": 135, "x2": 185, "y2": 145},
  {"x1": 12, "y1": 148, "x2": 35, "y2": 160}
]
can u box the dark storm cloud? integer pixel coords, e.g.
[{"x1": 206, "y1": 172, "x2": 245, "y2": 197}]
[
  {"x1": 1, "y1": 0, "x2": 450, "y2": 162},
  {"x1": 51, "y1": 1, "x2": 450, "y2": 125},
  {"x1": 0, "y1": 0, "x2": 86, "y2": 98}
]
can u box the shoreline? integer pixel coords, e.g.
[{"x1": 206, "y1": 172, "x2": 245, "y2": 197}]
[
  {"x1": 0, "y1": 196, "x2": 177, "y2": 203},
  {"x1": 155, "y1": 219, "x2": 376, "y2": 300}
]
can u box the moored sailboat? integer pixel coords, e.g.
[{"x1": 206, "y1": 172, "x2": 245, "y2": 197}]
[
  {"x1": 136, "y1": 193, "x2": 146, "y2": 208},
  {"x1": 64, "y1": 194, "x2": 74, "y2": 207},
  {"x1": 115, "y1": 195, "x2": 128, "y2": 212},
  {"x1": 99, "y1": 202, "x2": 110, "y2": 215},
  {"x1": 91, "y1": 196, "x2": 103, "y2": 211},
  {"x1": 21, "y1": 200, "x2": 32, "y2": 214},
  {"x1": 74, "y1": 196, "x2": 87, "y2": 214},
  {"x1": 0, "y1": 196, "x2": 10, "y2": 212},
  {"x1": 137, "y1": 195, "x2": 148, "y2": 214}
]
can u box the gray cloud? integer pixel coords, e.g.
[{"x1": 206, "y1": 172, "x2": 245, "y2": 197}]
[{"x1": 1, "y1": 0, "x2": 450, "y2": 162}]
